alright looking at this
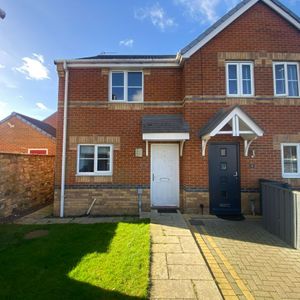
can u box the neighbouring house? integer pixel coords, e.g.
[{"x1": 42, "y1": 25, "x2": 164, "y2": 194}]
[
  {"x1": 0, "y1": 112, "x2": 56, "y2": 155},
  {"x1": 43, "y1": 112, "x2": 58, "y2": 128},
  {"x1": 54, "y1": 0, "x2": 300, "y2": 217}
]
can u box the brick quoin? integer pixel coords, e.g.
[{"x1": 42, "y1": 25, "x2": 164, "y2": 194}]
[{"x1": 54, "y1": 2, "x2": 300, "y2": 216}]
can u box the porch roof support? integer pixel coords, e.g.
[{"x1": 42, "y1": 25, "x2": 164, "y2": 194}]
[
  {"x1": 143, "y1": 132, "x2": 190, "y2": 157},
  {"x1": 199, "y1": 106, "x2": 264, "y2": 157}
]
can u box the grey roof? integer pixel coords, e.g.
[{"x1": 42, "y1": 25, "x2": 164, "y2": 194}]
[
  {"x1": 180, "y1": 0, "x2": 300, "y2": 55},
  {"x1": 79, "y1": 54, "x2": 177, "y2": 60},
  {"x1": 142, "y1": 115, "x2": 189, "y2": 134},
  {"x1": 199, "y1": 105, "x2": 264, "y2": 137},
  {"x1": 1, "y1": 112, "x2": 56, "y2": 138},
  {"x1": 199, "y1": 106, "x2": 236, "y2": 137},
  {"x1": 271, "y1": 0, "x2": 300, "y2": 23}
]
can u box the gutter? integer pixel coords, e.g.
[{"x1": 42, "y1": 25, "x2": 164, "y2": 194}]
[
  {"x1": 54, "y1": 55, "x2": 183, "y2": 68},
  {"x1": 60, "y1": 61, "x2": 69, "y2": 217},
  {"x1": 64, "y1": 63, "x2": 180, "y2": 68},
  {"x1": 54, "y1": 58, "x2": 179, "y2": 64}
]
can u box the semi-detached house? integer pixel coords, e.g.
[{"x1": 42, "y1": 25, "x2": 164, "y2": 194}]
[{"x1": 54, "y1": 0, "x2": 300, "y2": 217}]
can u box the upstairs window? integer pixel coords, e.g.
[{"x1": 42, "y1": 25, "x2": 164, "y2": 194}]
[
  {"x1": 77, "y1": 145, "x2": 113, "y2": 175},
  {"x1": 226, "y1": 62, "x2": 254, "y2": 97},
  {"x1": 110, "y1": 71, "x2": 143, "y2": 102},
  {"x1": 273, "y1": 62, "x2": 299, "y2": 97},
  {"x1": 281, "y1": 143, "x2": 300, "y2": 178}
]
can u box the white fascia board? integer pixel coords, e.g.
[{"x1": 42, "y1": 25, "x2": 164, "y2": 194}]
[
  {"x1": 54, "y1": 58, "x2": 180, "y2": 66},
  {"x1": 66, "y1": 63, "x2": 180, "y2": 68},
  {"x1": 55, "y1": 58, "x2": 178, "y2": 63},
  {"x1": 263, "y1": 0, "x2": 300, "y2": 30},
  {"x1": 209, "y1": 110, "x2": 237, "y2": 137},
  {"x1": 182, "y1": 0, "x2": 300, "y2": 58},
  {"x1": 234, "y1": 108, "x2": 264, "y2": 136},
  {"x1": 142, "y1": 133, "x2": 190, "y2": 141},
  {"x1": 209, "y1": 107, "x2": 263, "y2": 137},
  {"x1": 182, "y1": 0, "x2": 258, "y2": 58}
]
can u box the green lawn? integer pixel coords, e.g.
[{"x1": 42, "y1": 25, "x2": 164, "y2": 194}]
[{"x1": 0, "y1": 221, "x2": 150, "y2": 300}]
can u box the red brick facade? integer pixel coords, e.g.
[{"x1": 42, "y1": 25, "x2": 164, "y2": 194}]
[{"x1": 54, "y1": 1, "x2": 300, "y2": 216}]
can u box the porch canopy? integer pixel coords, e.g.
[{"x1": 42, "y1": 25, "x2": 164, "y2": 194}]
[
  {"x1": 142, "y1": 114, "x2": 190, "y2": 156},
  {"x1": 199, "y1": 106, "x2": 264, "y2": 156}
]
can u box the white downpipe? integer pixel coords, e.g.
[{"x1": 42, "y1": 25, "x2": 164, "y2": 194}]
[{"x1": 60, "y1": 61, "x2": 69, "y2": 217}]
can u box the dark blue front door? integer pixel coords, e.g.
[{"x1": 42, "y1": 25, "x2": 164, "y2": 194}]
[{"x1": 208, "y1": 143, "x2": 241, "y2": 215}]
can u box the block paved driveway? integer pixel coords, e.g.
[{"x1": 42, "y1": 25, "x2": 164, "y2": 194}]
[{"x1": 189, "y1": 217, "x2": 300, "y2": 300}]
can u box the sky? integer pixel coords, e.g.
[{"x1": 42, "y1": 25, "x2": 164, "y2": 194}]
[{"x1": 0, "y1": 0, "x2": 299, "y2": 121}]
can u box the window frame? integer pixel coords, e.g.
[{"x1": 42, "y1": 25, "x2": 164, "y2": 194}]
[
  {"x1": 76, "y1": 144, "x2": 113, "y2": 176},
  {"x1": 109, "y1": 70, "x2": 144, "y2": 103},
  {"x1": 273, "y1": 62, "x2": 300, "y2": 97},
  {"x1": 226, "y1": 62, "x2": 254, "y2": 97},
  {"x1": 281, "y1": 143, "x2": 300, "y2": 178}
]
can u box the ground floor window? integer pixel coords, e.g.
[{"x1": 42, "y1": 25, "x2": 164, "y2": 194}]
[
  {"x1": 77, "y1": 144, "x2": 113, "y2": 175},
  {"x1": 281, "y1": 143, "x2": 300, "y2": 178}
]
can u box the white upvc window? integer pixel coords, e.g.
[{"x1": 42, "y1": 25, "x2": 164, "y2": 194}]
[
  {"x1": 273, "y1": 62, "x2": 300, "y2": 97},
  {"x1": 109, "y1": 71, "x2": 143, "y2": 102},
  {"x1": 226, "y1": 62, "x2": 254, "y2": 97},
  {"x1": 77, "y1": 144, "x2": 113, "y2": 176},
  {"x1": 281, "y1": 143, "x2": 300, "y2": 178}
]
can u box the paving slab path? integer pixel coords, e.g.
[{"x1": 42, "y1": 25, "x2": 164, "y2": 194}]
[
  {"x1": 187, "y1": 216, "x2": 300, "y2": 300},
  {"x1": 150, "y1": 211, "x2": 222, "y2": 300}
]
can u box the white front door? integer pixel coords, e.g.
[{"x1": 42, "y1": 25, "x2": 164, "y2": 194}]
[{"x1": 151, "y1": 144, "x2": 179, "y2": 207}]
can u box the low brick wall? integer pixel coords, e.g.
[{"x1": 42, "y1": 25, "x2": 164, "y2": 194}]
[
  {"x1": 54, "y1": 187, "x2": 150, "y2": 217},
  {"x1": 0, "y1": 153, "x2": 55, "y2": 218},
  {"x1": 182, "y1": 190, "x2": 260, "y2": 215},
  {"x1": 182, "y1": 190, "x2": 210, "y2": 214},
  {"x1": 54, "y1": 186, "x2": 259, "y2": 216}
]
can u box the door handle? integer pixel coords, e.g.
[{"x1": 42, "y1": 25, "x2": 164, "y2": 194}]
[
  {"x1": 152, "y1": 173, "x2": 155, "y2": 181},
  {"x1": 233, "y1": 171, "x2": 238, "y2": 177},
  {"x1": 160, "y1": 177, "x2": 170, "y2": 182}
]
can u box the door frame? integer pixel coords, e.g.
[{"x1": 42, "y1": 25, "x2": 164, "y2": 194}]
[
  {"x1": 150, "y1": 143, "x2": 180, "y2": 208},
  {"x1": 208, "y1": 142, "x2": 241, "y2": 214}
]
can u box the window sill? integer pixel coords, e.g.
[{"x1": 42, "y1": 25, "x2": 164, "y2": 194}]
[
  {"x1": 282, "y1": 175, "x2": 300, "y2": 179},
  {"x1": 109, "y1": 100, "x2": 144, "y2": 104},
  {"x1": 226, "y1": 95, "x2": 254, "y2": 98},
  {"x1": 76, "y1": 173, "x2": 113, "y2": 177}
]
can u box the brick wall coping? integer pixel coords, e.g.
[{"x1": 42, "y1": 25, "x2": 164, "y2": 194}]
[{"x1": 0, "y1": 152, "x2": 55, "y2": 157}]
